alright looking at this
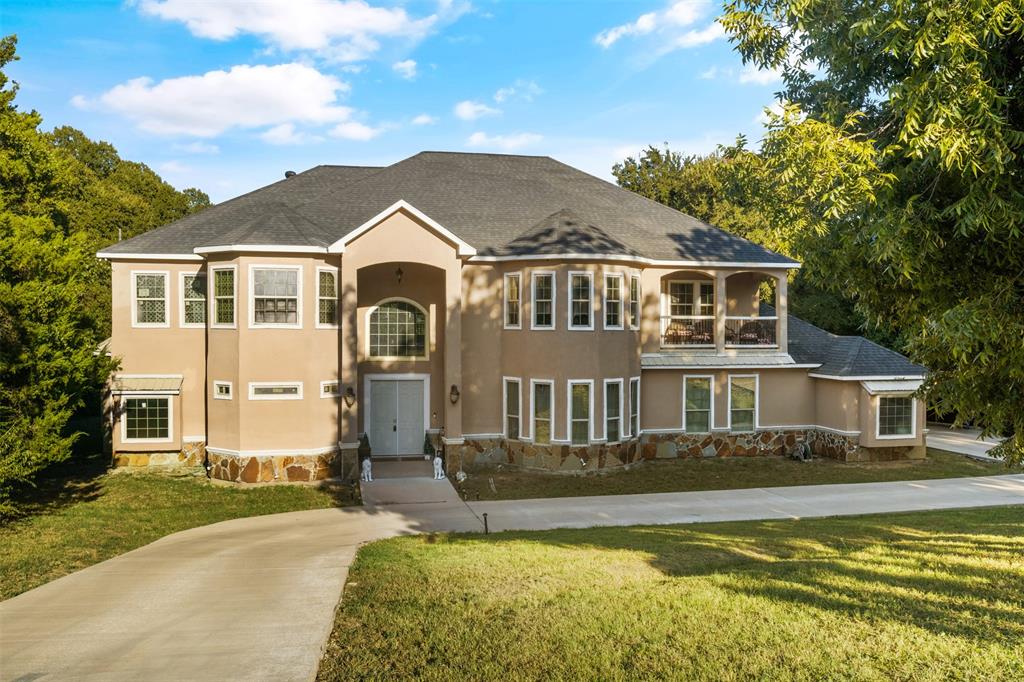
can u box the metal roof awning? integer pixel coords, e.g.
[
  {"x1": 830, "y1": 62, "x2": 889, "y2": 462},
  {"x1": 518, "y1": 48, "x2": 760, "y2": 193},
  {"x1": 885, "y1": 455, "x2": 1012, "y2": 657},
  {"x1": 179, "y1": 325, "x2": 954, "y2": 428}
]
[
  {"x1": 111, "y1": 375, "x2": 183, "y2": 395},
  {"x1": 861, "y1": 379, "x2": 923, "y2": 395}
]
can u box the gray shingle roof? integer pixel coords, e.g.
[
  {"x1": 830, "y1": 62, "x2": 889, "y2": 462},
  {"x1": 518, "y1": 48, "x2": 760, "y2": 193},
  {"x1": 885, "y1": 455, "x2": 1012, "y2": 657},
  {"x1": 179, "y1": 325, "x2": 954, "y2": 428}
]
[
  {"x1": 100, "y1": 152, "x2": 798, "y2": 265},
  {"x1": 492, "y1": 208, "x2": 641, "y2": 257}
]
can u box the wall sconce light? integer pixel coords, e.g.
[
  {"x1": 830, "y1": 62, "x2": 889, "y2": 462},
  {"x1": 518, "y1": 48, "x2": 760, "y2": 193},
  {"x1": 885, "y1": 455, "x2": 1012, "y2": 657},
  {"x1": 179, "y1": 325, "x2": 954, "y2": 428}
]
[
  {"x1": 343, "y1": 386, "x2": 356, "y2": 408},
  {"x1": 395, "y1": 266, "x2": 404, "y2": 284},
  {"x1": 449, "y1": 384, "x2": 460, "y2": 404}
]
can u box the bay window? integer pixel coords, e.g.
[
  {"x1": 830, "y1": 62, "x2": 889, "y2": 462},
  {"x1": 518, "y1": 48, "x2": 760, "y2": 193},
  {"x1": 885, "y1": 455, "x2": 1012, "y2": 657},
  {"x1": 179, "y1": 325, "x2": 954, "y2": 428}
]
[{"x1": 569, "y1": 272, "x2": 593, "y2": 330}]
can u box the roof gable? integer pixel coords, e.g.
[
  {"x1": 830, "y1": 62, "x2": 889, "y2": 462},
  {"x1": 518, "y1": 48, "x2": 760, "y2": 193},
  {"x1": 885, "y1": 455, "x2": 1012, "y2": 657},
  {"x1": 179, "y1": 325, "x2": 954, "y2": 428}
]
[{"x1": 327, "y1": 200, "x2": 476, "y2": 256}]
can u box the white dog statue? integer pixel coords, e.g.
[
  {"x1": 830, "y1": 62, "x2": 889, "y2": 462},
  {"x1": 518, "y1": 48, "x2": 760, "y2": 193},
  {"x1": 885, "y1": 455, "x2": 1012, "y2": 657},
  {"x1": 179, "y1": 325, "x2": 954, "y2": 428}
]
[
  {"x1": 360, "y1": 458, "x2": 373, "y2": 482},
  {"x1": 432, "y1": 455, "x2": 445, "y2": 480}
]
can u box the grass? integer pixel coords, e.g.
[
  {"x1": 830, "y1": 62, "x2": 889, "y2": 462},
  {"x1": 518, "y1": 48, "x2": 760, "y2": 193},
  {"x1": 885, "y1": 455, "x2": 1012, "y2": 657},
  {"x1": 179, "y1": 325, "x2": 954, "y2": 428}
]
[
  {"x1": 319, "y1": 506, "x2": 1024, "y2": 681},
  {"x1": 0, "y1": 463, "x2": 351, "y2": 601},
  {"x1": 455, "y1": 448, "x2": 1017, "y2": 501}
]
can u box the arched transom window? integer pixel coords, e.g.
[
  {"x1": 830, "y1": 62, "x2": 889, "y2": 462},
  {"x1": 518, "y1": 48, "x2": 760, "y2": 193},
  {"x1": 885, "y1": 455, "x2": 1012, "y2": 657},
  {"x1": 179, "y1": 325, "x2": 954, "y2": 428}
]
[{"x1": 368, "y1": 300, "x2": 427, "y2": 359}]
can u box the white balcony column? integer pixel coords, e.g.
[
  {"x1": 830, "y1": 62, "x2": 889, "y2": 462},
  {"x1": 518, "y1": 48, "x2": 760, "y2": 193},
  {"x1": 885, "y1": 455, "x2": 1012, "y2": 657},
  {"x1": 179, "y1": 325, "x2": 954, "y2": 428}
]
[
  {"x1": 715, "y1": 270, "x2": 727, "y2": 354},
  {"x1": 776, "y1": 272, "x2": 788, "y2": 352}
]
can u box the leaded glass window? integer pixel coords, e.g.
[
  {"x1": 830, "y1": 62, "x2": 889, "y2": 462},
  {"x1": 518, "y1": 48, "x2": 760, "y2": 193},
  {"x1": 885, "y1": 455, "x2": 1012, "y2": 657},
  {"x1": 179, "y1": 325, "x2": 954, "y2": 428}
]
[
  {"x1": 134, "y1": 273, "x2": 167, "y2": 325},
  {"x1": 213, "y1": 268, "x2": 235, "y2": 326},
  {"x1": 318, "y1": 270, "x2": 338, "y2": 326},
  {"x1": 253, "y1": 268, "x2": 298, "y2": 325},
  {"x1": 183, "y1": 274, "x2": 206, "y2": 325},
  {"x1": 369, "y1": 300, "x2": 426, "y2": 358}
]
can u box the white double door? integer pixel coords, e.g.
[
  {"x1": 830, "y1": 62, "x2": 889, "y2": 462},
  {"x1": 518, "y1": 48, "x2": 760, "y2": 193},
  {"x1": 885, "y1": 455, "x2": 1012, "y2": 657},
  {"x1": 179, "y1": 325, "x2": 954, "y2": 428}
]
[{"x1": 369, "y1": 379, "x2": 425, "y2": 456}]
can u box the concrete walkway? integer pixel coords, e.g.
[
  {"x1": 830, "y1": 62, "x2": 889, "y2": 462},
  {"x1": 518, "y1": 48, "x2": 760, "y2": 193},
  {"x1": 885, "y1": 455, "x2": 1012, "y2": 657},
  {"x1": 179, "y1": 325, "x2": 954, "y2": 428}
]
[
  {"x1": 927, "y1": 423, "x2": 1004, "y2": 461},
  {"x1": 2, "y1": 473, "x2": 1023, "y2": 681}
]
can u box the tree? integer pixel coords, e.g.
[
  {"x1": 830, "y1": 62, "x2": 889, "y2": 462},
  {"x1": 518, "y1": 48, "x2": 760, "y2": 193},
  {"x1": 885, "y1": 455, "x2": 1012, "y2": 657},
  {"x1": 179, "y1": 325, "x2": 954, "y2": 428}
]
[{"x1": 720, "y1": 0, "x2": 1024, "y2": 461}]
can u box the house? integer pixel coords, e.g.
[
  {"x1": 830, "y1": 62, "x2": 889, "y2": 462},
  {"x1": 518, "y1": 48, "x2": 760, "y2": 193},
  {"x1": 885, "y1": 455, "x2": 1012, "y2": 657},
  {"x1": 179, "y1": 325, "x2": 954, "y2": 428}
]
[{"x1": 97, "y1": 152, "x2": 926, "y2": 483}]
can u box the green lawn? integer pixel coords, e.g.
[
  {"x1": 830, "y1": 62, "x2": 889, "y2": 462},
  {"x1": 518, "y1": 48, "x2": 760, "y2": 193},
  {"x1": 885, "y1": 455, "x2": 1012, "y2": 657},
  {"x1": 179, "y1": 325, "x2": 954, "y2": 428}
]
[
  {"x1": 319, "y1": 506, "x2": 1024, "y2": 681},
  {"x1": 0, "y1": 467, "x2": 350, "y2": 601},
  {"x1": 455, "y1": 448, "x2": 1016, "y2": 501}
]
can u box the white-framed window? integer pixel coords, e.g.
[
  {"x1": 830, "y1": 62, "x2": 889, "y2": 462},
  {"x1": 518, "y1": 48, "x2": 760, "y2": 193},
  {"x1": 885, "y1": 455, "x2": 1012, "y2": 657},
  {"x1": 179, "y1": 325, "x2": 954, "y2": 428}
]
[
  {"x1": 213, "y1": 381, "x2": 232, "y2": 400},
  {"x1": 531, "y1": 380, "x2": 554, "y2": 445},
  {"x1": 248, "y1": 382, "x2": 303, "y2": 400},
  {"x1": 180, "y1": 272, "x2": 206, "y2": 327},
  {"x1": 568, "y1": 272, "x2": 594, "y2": 330},
  {"x1": 876, "y1": 395, "x2": 916, "y2": 439},
  {"x1": 628, "y1": 377, "x2": 640, "y2": 437},
  {"x1": 628, "y1": 275, "x2": 641, "y2": 330},
  {"x1": 317, "y1": 267, "x2": 339, "y2": 328},
  {"x1": 683, "y1": 376, "x2": 713, "y2": 432},
  {"x1": 567, "y1": 380, "x2": 593, "y2": 446},
  {"x1": 210, "y1": 266, "x2": 236, "y2": 328},
  {"x1": 121, "y1": 395, "x2": 172, "y2": 443},
  {"x1": 503, "y1": 377, "x2": 521, "y2": 439},
  {"x1": 604, "y1": 379, "x2": 623, "y2": 443},
  {"x1": 131, "y1": 271, "x2": 169, "y2": 328},
  {"x1": 504, "y1": 273, "x2": 521, "y2": 329},
  {"x1": 531, "y1": 271, "x2": 555, "y2": 330},
  {"x1": 250, "y1": 265, "x2": 302, "y2": 328},
  {"x1": 604, "y1": 274, "x2": 623, "y2": 330},
  {"x1": 698, "y1": 282, "x2": 715, "y2": 316},
  {"x1": 367, "y1": 298, "x2": 428, "y2": 359},
  {"x1": 320, "y1": 380, "x2": 341, "y2": 399},
  {"x1": 728, "y1": 375, "x2": 758, "y2": 432}
]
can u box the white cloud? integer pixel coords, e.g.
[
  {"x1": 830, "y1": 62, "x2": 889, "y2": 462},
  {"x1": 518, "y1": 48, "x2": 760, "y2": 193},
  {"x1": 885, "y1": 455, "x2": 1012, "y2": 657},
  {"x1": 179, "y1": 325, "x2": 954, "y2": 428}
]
[
  {"x1": 330, "y1": 120, "x2": 382, "y2": 141},
  {"x1": 494, "y1": 79, "x2": 543, "y2": 103},
  {"x1": 594, "y1": 1, "x2": 723, "y2": 56},
  {"x1": 158, "y1": 160, "x2": 191, "y2": 175},
  {"x1": 466, "y1": 131, "x2": 542, "y2": 151},
  {"x1": 174, "y1": 141, "x2": 220, "y2": 154},
  {"x1": 260, "y1": 123, "x2": 323, "y2": 145},
  {"x1": 392, "y1": 59, "x2": 417, "y2": 80},
  {"x1": 739, "y1": 62, "x2": 783, "y2": 85},
  {"x1": 671, "y1": 21, "x2": 724, "y2": 49},
  {"x1": 454, "y1": 100, "x2": 500, "y2": 121},
  {"x1": 76, "y1": 63, "x2": 353, "y2": 137},
  {"x1": 755, "y1": 100, "x2": 787, "y2": 125},
  {"x1": 412, "y1": 113, "x2": 438, "y2": 125},
  {"x1": 595, "y1": 11, "x2": 657, "y2": 48}
]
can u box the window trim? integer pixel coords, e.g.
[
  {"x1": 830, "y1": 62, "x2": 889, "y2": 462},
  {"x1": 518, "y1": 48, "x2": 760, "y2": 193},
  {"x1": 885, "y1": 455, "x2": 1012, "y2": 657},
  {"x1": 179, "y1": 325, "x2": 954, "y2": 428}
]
[
  {"x1": 213, "y1": 381, "x2": 232, "y2": 400},
  {"x1": 628, "y1": 376, "x2": 641, "y2": 438},
  {"x1": 248, "y1": 381, "x2": 304, "y2": 401},
  {"x1": 683, "y1": 375, "x2": 715, "y2": 433},
  {"x1": 727, "y1": 374, "x2": 759, "y2": 432},
  {"x1": 875, "y1": 394, "x2": 917, "y2": 440},
  {"x1": 210, "y1": 265, "x2": 238, "y2": 330},
  {"x1": 502, "y1": 376, "x2": 522, "y2": 440},
  {"x1": 503, "y1": 272, "x2": 522, "y2": 330},
  {"x1": 315, "y1": 266, "x2": 339, "y2": 330},
  {"x1": 249, "y1": 264, "x2": 303, "y2": 330},
  {"x1": 179, "y1": 271, "x2": 207, "y2": 328},
  {"x1": 365, "y1": 297, "x2": 430, "y2": 361},
  {"x1": 603, "y1": 273, "x2": 624, "y2": 331},
  {"x1": 566, "y1": 379, "x2": 594, "y2": 446},
  {"x1": 530, "y1": 271, "x2": 557, "y2": 330},
  {"x1": 530, "y1": 378, "x2": 554, "y2": 445},
  {"x1": 629, "y1": 275, "x2": 641, "y2": 331},
  {"x1": 130, "y1": 270, "x2": 170, "y2": 329},
  {"x1": 120, "y1": 394, "x2": 173, "y2": 443},
  {"x1": 320, "y1": 380, "x2": 341, "y2": 399},
  {"x1": 567, "y1": 271, "x2": 595, "y2": 331},
  {"x1": 603, "y1": 378, "x2": 624, "y2": 443}
]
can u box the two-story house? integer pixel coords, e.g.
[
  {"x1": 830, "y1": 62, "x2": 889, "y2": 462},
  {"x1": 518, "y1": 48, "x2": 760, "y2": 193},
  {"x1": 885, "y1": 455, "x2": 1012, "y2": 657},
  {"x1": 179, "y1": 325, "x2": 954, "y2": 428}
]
[{"x1": 98, "y1": 152, "x2": 926, "y2": 483}]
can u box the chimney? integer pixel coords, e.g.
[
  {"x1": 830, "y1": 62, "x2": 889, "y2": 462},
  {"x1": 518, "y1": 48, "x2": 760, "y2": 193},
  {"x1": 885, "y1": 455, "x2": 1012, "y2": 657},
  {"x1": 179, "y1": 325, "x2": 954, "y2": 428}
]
[{"x1": 284, "y1": 170, "x2": 296, "y2": 179}]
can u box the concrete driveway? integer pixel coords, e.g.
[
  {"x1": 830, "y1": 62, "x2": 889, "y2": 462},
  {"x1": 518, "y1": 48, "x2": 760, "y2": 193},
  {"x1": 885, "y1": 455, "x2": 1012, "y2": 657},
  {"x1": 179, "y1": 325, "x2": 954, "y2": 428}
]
[
  {"x1": 927, "y1": 423, "x2": 1004, "y2": 460},
  {"x1": 2, "y1": 472, "x2": 1023, "y2": 681}
]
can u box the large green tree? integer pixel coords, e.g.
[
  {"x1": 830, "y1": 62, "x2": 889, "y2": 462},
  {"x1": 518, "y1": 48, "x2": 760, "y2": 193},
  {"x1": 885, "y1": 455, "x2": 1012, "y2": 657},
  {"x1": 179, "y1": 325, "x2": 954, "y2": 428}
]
[{"x1": 719, "y1": 0, "x2": 1024, "y2": 461}]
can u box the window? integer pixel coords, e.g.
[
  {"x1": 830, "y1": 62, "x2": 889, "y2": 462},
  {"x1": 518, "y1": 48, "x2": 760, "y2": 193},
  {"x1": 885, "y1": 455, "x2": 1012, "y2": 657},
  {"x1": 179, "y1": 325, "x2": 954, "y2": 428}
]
[
  {"x1": 181, "y1": 273, "x2": 206, "y2": 327},
  {"x1": 132, "y1": 271, "x2": 168, "y2": 327},
  {"x1": 504, "y1": 378, "x2": 521, "y2": 439},
  {"x1": 699, "y1": 283, "x2": 715, "y2": 316},
  {"x1": 569, "y1": 272, "x2": 593, "y2": 330},
  {"x1": 321, "y1": 381, "x2": 340, "y2": 398},
  {"x1": 369, "y1": 299, "x2": 427, "y2": 359},
  {"x1": 212, "y1": 267, "x2": 236, "y2": 327},
  {"x1": 668, "y1": 281, "x2": 694, "y2": 316},
  {"x1": 122, "y1": 396, "x2": 171, "y2": 442},
  {"x1": 604, "y1": 274, "x2": 623, "y2": 330},
  {"x1": 504, "y1": 273, "x2": 521, "y2": 329},
  {"x1": 568, "y1": 381, "x2": 592, "y2": 446},
  {"x1": 684, "y1": 377, "x2": 713, "y2": 432},
  {"x1": 251, "y1": 267, "x2": 300, "y2": 326},
  {"x1": 605, "y1": 379, "x2": 622, "y2": 443},
  {"x1": 629, "y1": 378, "x2": 640, "y2": 437},
  {"x1": 629, "y1": 275, "x2": 641, "y2": 330},
  {"x1": 877, "y1": 396, "x2": 915, "y2": 438},
  {"x1": 729, "y1": 375, "x2": 758, "y2": 432},
  {"x1": 532, "y1": 380, "x2": 553, "y2": 445},
  {"x1": 249, "y1": 382, "x2": 303, "y2": 400},
  {"x1": 317, "y1": 268, "x2": 338, "y2": 327},
  {"x1": 532, "y1": 272, "x2": 555, "y2": 329},
  {"x1": 213, "y1": 381, "x2": 232, "y2": 400}
]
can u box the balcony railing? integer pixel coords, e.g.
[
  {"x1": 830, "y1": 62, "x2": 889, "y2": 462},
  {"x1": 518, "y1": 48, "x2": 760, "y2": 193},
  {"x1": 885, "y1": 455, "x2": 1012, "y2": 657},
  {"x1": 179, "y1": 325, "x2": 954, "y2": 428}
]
[
  {"x1": 661, "y1": 316, "x2": 715, "y2": 347},
  {"x1": 725, "y1": 316, "x2": 778, "y2": 347}
]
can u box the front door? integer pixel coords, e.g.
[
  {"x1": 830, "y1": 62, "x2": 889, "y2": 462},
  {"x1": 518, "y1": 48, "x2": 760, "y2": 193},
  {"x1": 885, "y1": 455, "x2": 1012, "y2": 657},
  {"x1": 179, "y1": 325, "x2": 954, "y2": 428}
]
[{"x1": 369, "y1": 379, "x2": 425, "y2": 456}]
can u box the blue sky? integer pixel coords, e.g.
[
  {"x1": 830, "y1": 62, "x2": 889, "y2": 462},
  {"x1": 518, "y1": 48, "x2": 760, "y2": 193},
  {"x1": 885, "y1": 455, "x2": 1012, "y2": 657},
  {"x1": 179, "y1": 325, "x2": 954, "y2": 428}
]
[{"x1": 4, "y1": 0, "x2": 783, "y2": 202}]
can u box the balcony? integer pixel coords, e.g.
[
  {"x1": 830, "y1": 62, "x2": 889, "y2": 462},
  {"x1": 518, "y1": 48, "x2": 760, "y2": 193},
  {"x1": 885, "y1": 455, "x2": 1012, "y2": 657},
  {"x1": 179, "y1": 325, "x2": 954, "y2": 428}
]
[
  {"x1": 660, "y1": 316, "x2": 715, "y2": 347},
  {"x1": 725, "y1": 316, "x2": 778, "y2": 347}
]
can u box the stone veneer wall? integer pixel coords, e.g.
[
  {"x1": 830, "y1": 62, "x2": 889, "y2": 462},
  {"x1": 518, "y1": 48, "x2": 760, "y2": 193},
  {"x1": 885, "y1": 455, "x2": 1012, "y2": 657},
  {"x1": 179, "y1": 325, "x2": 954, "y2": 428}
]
[
  {"x1": 112, "y1": 440, "x2": 206, "y2": 468},
  {"x1": 206, "y1": 448, "x2": 360, "y2": 483}
]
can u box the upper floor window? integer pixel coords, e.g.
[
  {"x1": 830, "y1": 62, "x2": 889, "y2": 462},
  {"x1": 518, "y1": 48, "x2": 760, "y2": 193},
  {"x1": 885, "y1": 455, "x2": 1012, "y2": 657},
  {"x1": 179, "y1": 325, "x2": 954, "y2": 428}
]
[
  {"x1": 212, "y1": 267, "x2": 236, "y2": 328},
  {"x1": 181, "y1": 273, "x2": 206, "y2": 327},
  {"x1": 877, "y1": 396, "x2": 915, "y2": 438},
  {"x1": 317, "y1": 268, "x2": 338, "y2": 327},
  {"x1": 628, "y1": 275, "x2": 641, "y2": 330},
  {"x1": 569, "y1": 272, "x2": 593, "y2": 330},
  {"x1": 667, "y1": 280, "x2": 714, "y2": 318},
  {"x1": 368, "y1": 299, "x2": 427, "y2": 359},
  {"x1": 604, "y1": 274, "x2": 623, "y2": 330},
  {"x1": 729, "y1": 375, "x2": 758, "y2": 432},
  {"x1": 504, "y1": 273, "x2": 521, "y2": 329},
  {"x1": 699, "y1": 282, "x2": 715, "y2": 316},
  {"x1": 251, "y1": 266, "x2": 300, "y2": 327},
  {"x1": 132, "y1": 271, "x2": 168, "y2": 327},
  {"x1": 532, "y1": 272, "x2": 555, "y2": 330}
]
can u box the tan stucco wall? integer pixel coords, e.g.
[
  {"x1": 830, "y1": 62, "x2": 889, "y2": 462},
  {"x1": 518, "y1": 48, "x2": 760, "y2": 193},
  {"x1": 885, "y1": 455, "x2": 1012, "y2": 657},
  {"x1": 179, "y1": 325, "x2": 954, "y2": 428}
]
[
  {"x1": 813, "y1": 379, "x2": 861, "y2": 433},
  {"x1": 858, "y1": 387, "x2": 926, "y2": 448}
]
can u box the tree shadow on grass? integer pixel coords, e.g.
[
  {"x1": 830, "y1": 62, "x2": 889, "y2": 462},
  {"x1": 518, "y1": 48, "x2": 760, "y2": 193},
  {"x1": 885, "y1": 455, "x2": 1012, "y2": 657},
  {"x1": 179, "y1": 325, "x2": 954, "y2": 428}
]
[{"x1": 3, "y1": 450, "x2": 109, "y2": 524}]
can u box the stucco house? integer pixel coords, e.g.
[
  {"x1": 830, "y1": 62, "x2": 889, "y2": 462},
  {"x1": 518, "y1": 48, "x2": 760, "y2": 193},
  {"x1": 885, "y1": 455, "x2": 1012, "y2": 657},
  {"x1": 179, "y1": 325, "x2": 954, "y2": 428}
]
[{"x1": 97, "y1": 152, "x2": 926, "y2": 483}]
